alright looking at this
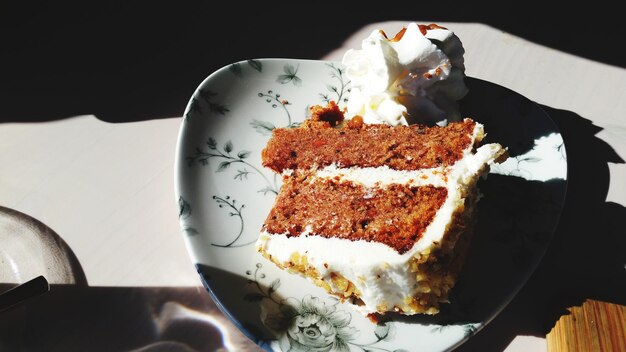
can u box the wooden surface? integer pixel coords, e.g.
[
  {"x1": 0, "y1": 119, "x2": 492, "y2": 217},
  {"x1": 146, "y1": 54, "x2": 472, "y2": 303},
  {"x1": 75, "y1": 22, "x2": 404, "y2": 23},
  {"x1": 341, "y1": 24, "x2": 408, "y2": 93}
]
[{"x1": 547, "y1": 300, "x2": 626, "y2": 352}]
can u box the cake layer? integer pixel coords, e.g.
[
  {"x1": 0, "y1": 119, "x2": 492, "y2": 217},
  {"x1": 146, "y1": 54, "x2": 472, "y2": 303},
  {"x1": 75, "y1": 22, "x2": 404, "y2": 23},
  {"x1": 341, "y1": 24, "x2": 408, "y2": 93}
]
[
  {"x1": 262, "y1": 173, "x2": 447, "y2": 254},
  {"x1": 257, "y1": 183, "x2": 476, "y2": 316},
  {"x1": 262, "y1": 118, "x2": 477, "y2": 173}
]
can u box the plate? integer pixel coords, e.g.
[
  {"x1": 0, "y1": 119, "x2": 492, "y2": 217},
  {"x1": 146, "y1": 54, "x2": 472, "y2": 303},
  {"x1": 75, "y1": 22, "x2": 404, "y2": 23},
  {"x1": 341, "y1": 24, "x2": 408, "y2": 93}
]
[{"x1": 174, "y1": 59, "x2": 567, "y2": 352}]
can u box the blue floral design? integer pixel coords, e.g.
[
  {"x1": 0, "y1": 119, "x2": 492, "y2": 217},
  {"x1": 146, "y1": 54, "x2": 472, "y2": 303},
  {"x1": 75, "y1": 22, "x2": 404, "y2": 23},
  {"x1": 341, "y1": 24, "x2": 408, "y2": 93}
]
[
  {"x1": 278, "y1": 295, "x2": 355, "y2": 352},
  {"x1": 245, "y1": 263, "x2": 399, "y2": 352}
]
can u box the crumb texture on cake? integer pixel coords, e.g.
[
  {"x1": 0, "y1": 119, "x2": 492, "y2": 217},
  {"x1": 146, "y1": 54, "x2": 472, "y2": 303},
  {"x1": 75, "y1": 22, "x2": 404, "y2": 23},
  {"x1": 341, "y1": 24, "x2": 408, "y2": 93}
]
[
  {"x1": 263, "y1": 174, "x2": 447, "y2": 254},
  {"x1": 262, "y1": 118, "x2": 477, "y2": 173}
]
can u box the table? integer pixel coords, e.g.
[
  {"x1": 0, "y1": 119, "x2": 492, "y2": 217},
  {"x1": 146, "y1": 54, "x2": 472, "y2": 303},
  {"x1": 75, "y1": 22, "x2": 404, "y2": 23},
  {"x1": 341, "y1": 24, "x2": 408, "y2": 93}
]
[{"x1": 1, "y1": 19, "x2": 625, "y2": 351}]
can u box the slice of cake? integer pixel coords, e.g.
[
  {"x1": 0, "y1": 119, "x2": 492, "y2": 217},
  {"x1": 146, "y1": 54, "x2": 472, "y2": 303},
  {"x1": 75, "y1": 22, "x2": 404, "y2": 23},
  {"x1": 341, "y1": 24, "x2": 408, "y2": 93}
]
[{"x1": 256, "y1": 102, "x2": 507, "y2": 318}]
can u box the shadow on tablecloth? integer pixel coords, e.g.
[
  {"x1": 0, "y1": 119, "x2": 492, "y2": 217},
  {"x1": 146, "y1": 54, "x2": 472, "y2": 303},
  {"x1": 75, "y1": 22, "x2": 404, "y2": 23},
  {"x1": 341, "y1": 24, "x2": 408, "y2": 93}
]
[
  {"x1": 1, "y1": 3, "x2": 623, "y2": 123},
  {"x1": 0, "y1": 284, "x2": 261, "y2": 352},
  {"x1": 457, "y1": 105, "x2": 626, "y2": 351}
]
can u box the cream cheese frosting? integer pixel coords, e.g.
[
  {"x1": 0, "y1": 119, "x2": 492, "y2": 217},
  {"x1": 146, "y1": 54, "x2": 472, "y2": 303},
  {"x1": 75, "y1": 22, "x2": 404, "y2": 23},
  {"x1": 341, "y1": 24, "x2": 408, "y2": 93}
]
[{"x1": 342, "y1": 23, "x2": 468, "y2": 127}]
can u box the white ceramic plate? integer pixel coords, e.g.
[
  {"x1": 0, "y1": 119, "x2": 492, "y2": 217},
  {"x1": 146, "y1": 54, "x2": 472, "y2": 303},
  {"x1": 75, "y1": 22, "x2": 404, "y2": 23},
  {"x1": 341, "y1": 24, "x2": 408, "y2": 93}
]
[{"x1": 174, "y1": 59, "x2": 567, "y2": 352}]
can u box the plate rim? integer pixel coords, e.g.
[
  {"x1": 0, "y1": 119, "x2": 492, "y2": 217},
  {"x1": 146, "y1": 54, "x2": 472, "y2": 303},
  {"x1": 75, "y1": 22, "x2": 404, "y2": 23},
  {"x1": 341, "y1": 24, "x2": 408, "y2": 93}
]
[{"x1": 173, "y1": 58, "x2": 569, "y2": 351}]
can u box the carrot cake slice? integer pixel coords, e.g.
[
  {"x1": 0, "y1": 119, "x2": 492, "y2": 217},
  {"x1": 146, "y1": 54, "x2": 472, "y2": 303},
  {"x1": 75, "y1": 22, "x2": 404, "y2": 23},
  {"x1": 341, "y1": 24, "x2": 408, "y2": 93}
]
[{"x1": 256, "y1": 102, "x2": 507, "y2": 318}]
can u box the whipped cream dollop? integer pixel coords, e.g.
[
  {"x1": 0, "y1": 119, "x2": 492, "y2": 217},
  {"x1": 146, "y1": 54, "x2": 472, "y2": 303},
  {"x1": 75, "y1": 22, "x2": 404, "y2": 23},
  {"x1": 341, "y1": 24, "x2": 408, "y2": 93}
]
[{"x1": 342, "y1": 23, "x2": 468, "y2": 126}]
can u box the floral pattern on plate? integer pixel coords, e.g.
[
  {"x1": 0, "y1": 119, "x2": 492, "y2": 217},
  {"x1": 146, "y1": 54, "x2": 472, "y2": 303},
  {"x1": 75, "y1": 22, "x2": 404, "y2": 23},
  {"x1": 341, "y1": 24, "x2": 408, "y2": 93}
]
[{"x1": 175, "y1": 59, "x2": 568, "y2": 351}]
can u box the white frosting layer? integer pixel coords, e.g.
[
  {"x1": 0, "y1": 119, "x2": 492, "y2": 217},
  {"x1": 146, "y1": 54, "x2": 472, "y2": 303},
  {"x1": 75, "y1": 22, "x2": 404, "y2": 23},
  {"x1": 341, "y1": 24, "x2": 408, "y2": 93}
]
[
  {"x1": 342, "y1": 23, "x2": 468, "y2": 127},
  {"x1": 257, "y1": 122, "x2": 505, "y2": 314},
  {"x1": 315, "y1": 164, "x2": 448, "y2": 188}
]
